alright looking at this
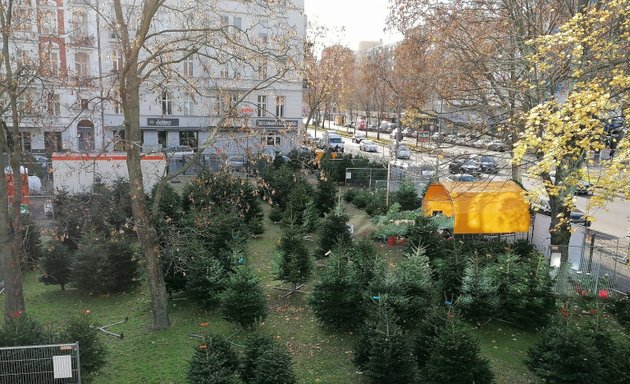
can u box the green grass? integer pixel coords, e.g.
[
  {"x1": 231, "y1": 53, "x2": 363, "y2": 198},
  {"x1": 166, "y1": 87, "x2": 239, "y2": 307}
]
[{"x1": 2, "y1": 202, "x2": 540, "y2": 383}]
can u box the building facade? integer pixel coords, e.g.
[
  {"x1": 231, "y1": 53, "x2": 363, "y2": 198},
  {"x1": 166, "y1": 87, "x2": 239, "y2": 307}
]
[{"x1": 2, "y1": 0, "x2": 305, "y2": 157}]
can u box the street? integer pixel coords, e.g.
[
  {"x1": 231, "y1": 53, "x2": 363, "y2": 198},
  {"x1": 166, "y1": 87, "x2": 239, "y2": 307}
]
[{"x1": 308, "y1": 123, "x2": 630, "y2": 241}]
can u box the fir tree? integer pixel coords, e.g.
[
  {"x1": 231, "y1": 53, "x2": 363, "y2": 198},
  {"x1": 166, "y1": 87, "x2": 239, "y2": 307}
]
[
  {"x1": 393, "y1": 182, "x2": 420, "y2": 211},
  {"x1": 220, "y1": 266, "x2": 268, "y2": 328},
  {"x1": 39, "y1": 240, "x2": 73, "y2": 290},
  {"x1": 308, "y1": 251, "x2": 365, "y2": 330},
  {"x1": 386, "y1": 245, "x2": 435, "y2": 328},
  {"x1": 314, "y1": 206, "x2": 351, "y2": 259},
  {"x1": 186, "y1": 255, "x2": 227, "y2": 309},
  {"x1": 60, "y1": 315, "x2": 107, "y2": 380},
  {"x1": 421, "y1": 313, "x2": 494, "y2": 384},
  {"x1": 354, "y1": 304, "x2": 418, "y2": 384},
  {"x1": 251, "y1": 343, "x2": 297, "y2": 384},
  {"x1": 240, "y1": 335, "x2": 276, "y2": 383},
  {"x1": 301, "y1": 199, "x2": 320, "y2": 234},
  {"x1": 314, "y1": 177, "x2": 337, "y2": 216},
  {"x1": 459, "y1": 254, "x2": 497, "y2": 321},
  {"x1": 187, "y1": 335, "x2": 242, "y2": 384},
  {"x1": 276, "y1": 226, "x2": 312, "y2": 292}
]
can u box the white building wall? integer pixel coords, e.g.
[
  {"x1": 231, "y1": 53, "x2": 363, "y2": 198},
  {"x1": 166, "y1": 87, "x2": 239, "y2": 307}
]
[{"x1": 2, "y1": 0, "x2": 305, "y2": 157}]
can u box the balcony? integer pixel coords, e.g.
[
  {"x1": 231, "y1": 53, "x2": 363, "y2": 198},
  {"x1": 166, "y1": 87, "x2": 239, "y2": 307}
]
[{"x1": 68, "y1": 33, "x2": 95, "y2": 48}]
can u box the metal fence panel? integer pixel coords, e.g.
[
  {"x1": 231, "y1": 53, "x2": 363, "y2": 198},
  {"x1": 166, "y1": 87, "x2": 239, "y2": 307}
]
[{"x1": 0, "y1": 343, "x2": 81, "y2": 384}]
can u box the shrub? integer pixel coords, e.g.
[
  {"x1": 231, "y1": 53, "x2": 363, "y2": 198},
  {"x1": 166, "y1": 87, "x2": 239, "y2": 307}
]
[
  {"x1": 220, "y1": 266, "x2": 268, "y2": 328},
  {"x1": 60, "y1": 315, "x2": 107, "y2": 380},
  {"x1": 187, "y1": 335, "x2": 242, "y2": 384},
  {"x1": 72, "y1": 233, "x2": 139, "y2": 294},
  {"x1": 354, "y1": 305, "x2": 417, "y2": 384},
  {"x1": 610, "y1": 296, "x2": 630, "y2": 331},
  {"x1": 186, "y1": 255, "x2": 227, "y2": 309},
  {"x1": 364, "y1": 190, "x2": 387, "y2": 216},
  {"x1": 39, "y1": 240, "x2": 73, "y2": 290}
]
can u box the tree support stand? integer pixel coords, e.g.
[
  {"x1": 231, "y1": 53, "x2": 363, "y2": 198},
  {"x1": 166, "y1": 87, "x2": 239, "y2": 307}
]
[{"x1": 273, "y1": 284, "x2": 307, "y2": 298}]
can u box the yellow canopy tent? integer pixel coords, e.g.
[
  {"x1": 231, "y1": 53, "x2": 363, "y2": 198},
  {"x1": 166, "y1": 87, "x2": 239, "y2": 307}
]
[{"x1": 422, "y1": 180, "x2": 530, "y2": 235}]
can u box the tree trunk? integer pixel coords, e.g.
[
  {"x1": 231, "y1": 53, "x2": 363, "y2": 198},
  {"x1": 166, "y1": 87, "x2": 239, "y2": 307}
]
[
  {"x1": 0, "y1": 161, "x2": 25, "y2": 319},
  {"x1": 124, "y1": 80, "x2": 170, "y2": 330}
]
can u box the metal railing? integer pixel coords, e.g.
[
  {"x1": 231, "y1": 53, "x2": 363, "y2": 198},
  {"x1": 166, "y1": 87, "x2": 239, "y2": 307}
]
[{"x1": 0, "y1": 342, "x2": 81, "y2": 384}]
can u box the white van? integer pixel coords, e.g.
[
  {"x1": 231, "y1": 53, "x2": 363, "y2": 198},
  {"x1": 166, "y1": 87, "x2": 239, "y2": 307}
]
[{"x1": 320, "y1": 132, "x2": 345, "y2": 152}]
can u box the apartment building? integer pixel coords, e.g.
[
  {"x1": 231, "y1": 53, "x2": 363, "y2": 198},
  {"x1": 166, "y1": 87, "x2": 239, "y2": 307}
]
[{"x1": 2, "y1": 0, "x2": 305, "y2": 157}]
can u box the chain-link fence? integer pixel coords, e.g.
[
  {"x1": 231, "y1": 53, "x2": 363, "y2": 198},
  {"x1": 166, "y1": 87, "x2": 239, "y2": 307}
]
[
  {"x1": 0, "y1": 342, "x2": 81, "y2": 384},
  {"x1": 548, "y1": 243, "x2": 630, "y2": 295},
  {"x1": 345, "y1": 163, "x2": 435, "y2": 195}
]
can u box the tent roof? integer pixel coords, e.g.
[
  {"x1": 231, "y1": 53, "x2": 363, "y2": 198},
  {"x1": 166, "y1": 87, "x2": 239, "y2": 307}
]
[{"x1": 422, "y1": 180, "x2": 530, "y2": 234}]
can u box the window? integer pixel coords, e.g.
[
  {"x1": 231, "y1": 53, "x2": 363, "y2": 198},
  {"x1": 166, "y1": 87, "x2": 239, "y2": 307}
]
[
  {"x1": 161, "y1": 92, "x2": 172, "y2": 115},
  {"x1": 15, "y1": 7, "x2": 32, "y2": 31},
  {"x1": 220, "y1": 16, "x2": 229, "y2": 27},
  {"x1": 257, "y1": 60, "x2": 268, "y2": 80},
  {"x1": 275, "y1": 96, "x2": 285, "y2": 117},
  {"x1": 41, "y1": 9, "x2": 57, "y2": 35},
  {"x1": 44, "y1": 131, "x2": 63, "y2": 153},
  {"x1": 233, "y1": 17, "x2": 242, "y2": 30},
  {"x1": 257, "y1": 95, "x2": 267, "y2": 117},
  {"x1": 47, "y1": 93, "x2": 60, "y2": 116},
  {"x1": 179, "y1": 131, "x2": 198, "y2": 148},
  {"x1": 265, "y1": 135, "x2": 281, "y2": 146},
  {"x1": 183, "y1": 57, "x2": 194, "y2": 77},
  {"x1": 71, "y1": 10, "x2": 88, "y2": 36},
  {"x1": 183, "y1": 93, "x2": 195, "y2": 116},
  {"x1": 19, "y1": 132, "x2": 31, "y2": 152},
  {"x1": 259, "y1": 33, "x2": 268, "y2": 46},
  {"x1": 43, "y1": 47, "x2": 59, "y2": 76},
  {"x1": 75, "y1": 52, "x2": 89, "y2": 77},
  {"x1": 81, "y1": 98, "x2": 89, "y2": 110},
  {"x1": 112, "y1": 49, "x2": 123, "y2": 72}
]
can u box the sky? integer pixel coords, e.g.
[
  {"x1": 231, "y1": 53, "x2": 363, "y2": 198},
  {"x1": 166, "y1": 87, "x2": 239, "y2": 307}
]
[{"x1": 304, "y1": 0, "x2": 403, "y2": 51}]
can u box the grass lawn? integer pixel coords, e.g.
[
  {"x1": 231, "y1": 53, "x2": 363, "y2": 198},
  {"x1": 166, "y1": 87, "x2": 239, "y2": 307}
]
[{"x1": 1, "y1": 201, "x2": 541, "y2": 384}]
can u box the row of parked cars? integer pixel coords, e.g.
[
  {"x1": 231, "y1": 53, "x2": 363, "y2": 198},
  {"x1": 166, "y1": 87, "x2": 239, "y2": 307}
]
[{"x1": 436, "y1": 134, "x2": 507, "y2": 152}]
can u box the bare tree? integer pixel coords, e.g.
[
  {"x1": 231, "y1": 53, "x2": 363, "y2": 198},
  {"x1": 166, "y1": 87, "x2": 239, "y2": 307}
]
[{"x1": 98, "y1": 0, "x2": 302, "y2": 330}]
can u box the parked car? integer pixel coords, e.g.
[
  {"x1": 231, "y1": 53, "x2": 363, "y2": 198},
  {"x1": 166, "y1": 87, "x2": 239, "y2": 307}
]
[
  {"x1": 225, "y1": 155, "x2": 247, "y2": 171},
  {"x1": 395, "y1": 145, "x2": 411, "y2": 159},
  {"x1": 359, "y1": 140, "x2": 378, "y2": 152},
  {"x1": 390, "y1": 128, "x2": 403, "y2": 140},
  {"x1": 165, "y1": 145, "x2": 194, "y2": 160},
  {"x1": 319, "y1": 132, "x2": 345, "y2": 152},
  {"x1": 574, "y1": 180, "x2": 592, "y2": 195},
  {"x1": 533, "y1": 198, "x2": 592, "y2": 226},
  {"x1": 448, "y1": 173, "x2": 478, "y2": 182},
  {"x1": 474, "y1": 155, "x2": 499, "y2": 174},
  {"x1": 352, "y1": 132, "x2": 366, "y2": 143},
  {"x1": 487, "y1": 141, "x2": 506, "y2": 152},
  {"x1": 449, "y1": 158, "x2": 481, "y2": 175}
]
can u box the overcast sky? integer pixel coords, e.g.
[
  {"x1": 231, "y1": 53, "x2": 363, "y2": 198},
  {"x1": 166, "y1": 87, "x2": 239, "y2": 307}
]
[{"x1": 304, "y1": 0, "x2": 403, "y2": 51}]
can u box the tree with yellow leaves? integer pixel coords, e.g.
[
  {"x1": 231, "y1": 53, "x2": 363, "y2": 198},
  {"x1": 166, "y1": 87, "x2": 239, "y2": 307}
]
[{"x1": 513, "y1": 0, "x2": 629, "y2": 254}]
